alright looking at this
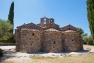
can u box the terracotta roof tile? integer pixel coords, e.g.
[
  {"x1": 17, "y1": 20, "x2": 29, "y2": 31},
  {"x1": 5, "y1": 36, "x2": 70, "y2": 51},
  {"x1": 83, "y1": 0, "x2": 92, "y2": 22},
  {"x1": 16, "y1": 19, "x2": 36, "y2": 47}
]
[
  {"x1": 64, "y1": 30, "x2": 76, "y2": 32},
  {"x1": 21, "y1": 28, "x2": 40, "y2": 31},
  {"x1": 45, "y1": 28, "x2": 60, "y2": 32}
]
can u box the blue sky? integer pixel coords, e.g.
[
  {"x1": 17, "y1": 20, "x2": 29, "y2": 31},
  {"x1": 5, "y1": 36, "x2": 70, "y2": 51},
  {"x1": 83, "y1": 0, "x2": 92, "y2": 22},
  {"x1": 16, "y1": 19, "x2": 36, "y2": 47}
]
[{"x1": 0, "y1": 0, "x2": 91, "y2": 35}]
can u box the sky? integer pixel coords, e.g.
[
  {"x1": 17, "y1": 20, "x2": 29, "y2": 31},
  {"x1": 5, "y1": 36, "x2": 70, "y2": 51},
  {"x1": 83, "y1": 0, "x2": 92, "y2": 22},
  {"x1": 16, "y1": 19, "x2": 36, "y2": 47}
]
[{"x1": 0, "y1": 0, "x2": 91, "y2": 35}]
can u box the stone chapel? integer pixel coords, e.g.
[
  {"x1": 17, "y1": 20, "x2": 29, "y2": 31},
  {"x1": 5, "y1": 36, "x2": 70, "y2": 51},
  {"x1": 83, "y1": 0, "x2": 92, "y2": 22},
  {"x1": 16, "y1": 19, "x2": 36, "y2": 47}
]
[{"x1": 15, "y1": 17, "x2": 83, "y2": 53}]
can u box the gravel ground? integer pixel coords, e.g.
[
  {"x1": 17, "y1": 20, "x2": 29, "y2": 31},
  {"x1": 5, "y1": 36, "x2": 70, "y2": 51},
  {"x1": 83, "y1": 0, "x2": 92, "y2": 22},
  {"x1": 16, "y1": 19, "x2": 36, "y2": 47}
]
[{"x1": 0, "y1": 45, "x2": 94, "y2": 62}]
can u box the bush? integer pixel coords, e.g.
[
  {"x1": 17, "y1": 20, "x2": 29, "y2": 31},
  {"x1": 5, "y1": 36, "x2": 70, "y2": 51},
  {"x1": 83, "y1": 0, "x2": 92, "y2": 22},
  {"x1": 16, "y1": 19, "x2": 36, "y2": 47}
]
[
  {"x1": 0, "y1": 39, "x2": 16, "y2": 43},
  {"x1": 0, "y1": 49, "x2": 3, "y2": 57},
  {"x1": 82, "y1": 35, "x2": 94, "y2": 45},
  {"x1": 86, "y1": 36, "x2": 93, "y2": 45},
  {"x1": 0, "y1": 19, "x2": 13, "y2": 40}
]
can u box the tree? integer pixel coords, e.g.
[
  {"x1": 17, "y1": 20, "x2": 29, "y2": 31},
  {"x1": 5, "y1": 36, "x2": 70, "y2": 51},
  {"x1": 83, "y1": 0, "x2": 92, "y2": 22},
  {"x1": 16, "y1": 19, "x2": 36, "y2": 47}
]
[
  {"x1": 76, "y1": 27, "x2": 87, "y2": 36},
  {"x1": 83, "y1": 35, "x2": 93, "y2": 45},
  {"x1": 76, "y1": 27, "x2": 84, "y2": 35},
  {"x1": 77, "y1": 27, "x2": 93, "y2": 45},
  {"x1": 0, "y1": 49, "x2": 3, "y2": 57},
  {"x1": 0, "y1": 19, "x2": 13, "y2": 40},
  {"x1": 8, "y1": 1, "x2": 14, "y2": 35},
  {"x1": 87, "y1": 35, "x2": 93, "y2": 45},
  {"x1": 87, "y1": 0, "x2": 94, "y2": 44},
  {"x1": 8, "y1": 1, "x2": 14, "y2": 24}
]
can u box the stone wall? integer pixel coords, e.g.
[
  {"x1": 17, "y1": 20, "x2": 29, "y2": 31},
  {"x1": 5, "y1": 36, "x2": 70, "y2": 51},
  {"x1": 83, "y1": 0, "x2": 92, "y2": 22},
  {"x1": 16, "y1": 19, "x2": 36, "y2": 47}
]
[
  {"x1": 16, "y1": 28, "x2": 42, "y2": 53},
  {"x1": 42, "y1": 29, "x2": 63, "y2": 52},
  {"x1": 63, "y1": 30, "x2": 83, "y2": 52},
  {"x1": 15, "y1": 28, "x2": 83, "y2": 52},
  {"x1": 15, "y1": 29, "x2": 21, "y2": 52}
]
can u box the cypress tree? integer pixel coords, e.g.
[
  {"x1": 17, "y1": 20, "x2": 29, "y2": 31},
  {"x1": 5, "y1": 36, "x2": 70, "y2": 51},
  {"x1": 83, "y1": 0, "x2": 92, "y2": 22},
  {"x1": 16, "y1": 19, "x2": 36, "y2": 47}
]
[
  {"x1": 8, "y1": 1, "x2": 14, "y2": 24},
  {"x1": 87, "y1": 0, "x2": 94, "y2": 44},
  {"x1": 8, "y1": 1, "x2": 14, "y2": 35}
]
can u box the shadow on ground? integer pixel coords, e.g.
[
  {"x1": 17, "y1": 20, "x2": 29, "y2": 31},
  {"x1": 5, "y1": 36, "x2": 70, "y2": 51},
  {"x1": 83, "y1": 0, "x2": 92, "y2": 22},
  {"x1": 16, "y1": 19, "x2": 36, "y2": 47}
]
[
  {"x1": 0, "y1": 48, "x2": 16, "y2": 62},
  {"x1": 27, "y1": 50, "x2": 90, "y2": 54},
  {"x1": 0, "y1": 48, "x2": 91, "y2": 63}
]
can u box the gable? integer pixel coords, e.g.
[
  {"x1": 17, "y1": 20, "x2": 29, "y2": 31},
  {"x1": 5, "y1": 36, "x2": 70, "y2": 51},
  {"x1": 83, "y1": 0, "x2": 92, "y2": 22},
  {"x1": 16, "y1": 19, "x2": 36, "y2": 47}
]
[
  {"x1": 61, "y1": 24, "x2": 77, "y2": 31},
  {"x1": 17, "y1": 22, "x2": 42, "y2": 30}
]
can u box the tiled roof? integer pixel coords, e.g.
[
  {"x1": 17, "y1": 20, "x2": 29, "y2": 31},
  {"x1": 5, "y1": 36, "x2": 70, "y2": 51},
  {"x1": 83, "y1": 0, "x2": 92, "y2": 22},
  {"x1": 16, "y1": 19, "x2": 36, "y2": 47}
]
[
  {"x1": 21, "y1": 28, "x2": 40, "y2": 31},
  {"x1": 64, "y1": 30, "x2": 76, "y2": 32},
  {"x1": 61, "y1": 24, "x2": 76, "y2": 29},
  {"x1": 45, "y1": 28, "x2": 60, "y2": 32}
]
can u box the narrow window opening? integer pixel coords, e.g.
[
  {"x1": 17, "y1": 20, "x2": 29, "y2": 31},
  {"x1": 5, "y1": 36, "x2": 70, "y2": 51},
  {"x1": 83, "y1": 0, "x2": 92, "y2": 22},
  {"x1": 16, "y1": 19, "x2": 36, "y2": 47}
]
[
  {"x1": 44, "y1": 18, "x2": 46, "y2": 24},
  {"x1": 51, "y1": 20, "x2": 52, "y2": 21},
  {"x1": 72, "y1": 40, "x2": 73, "y2": 41},
  {"x1": 32, "y1": 33, "x2": 34, "y2": 36},
  {"x1": 69, "y1": 28, "x2": 70, "y2": 30},
  {"x1": 53, "y1": 41, "x2": 56, "y2": 44},
  {"x1": 31, "y1": 44, "x2": 32, "y2": 45},
  {"x1": 62, "y1": 39, "x2": 65, "y2": 42},
  {"x1": 44, "y1": 21, "x2": 46, "y2": 24}
]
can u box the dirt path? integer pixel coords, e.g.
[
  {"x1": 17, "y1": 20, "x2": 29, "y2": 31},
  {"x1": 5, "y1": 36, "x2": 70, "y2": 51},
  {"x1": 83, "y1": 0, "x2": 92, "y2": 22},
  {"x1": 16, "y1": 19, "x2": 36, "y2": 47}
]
[{"x1": 0, "y1": 45, "x2": 94, "y2": 63}]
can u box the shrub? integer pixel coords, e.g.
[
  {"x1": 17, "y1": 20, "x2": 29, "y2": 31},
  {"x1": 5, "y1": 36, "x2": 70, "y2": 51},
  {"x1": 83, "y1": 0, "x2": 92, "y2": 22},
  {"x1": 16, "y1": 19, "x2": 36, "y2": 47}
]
[
  {"x1": 0, "y1": 39, "x2": 16, "y2": 43},
  {"x1": 82, "y1": 35, "x2": 94, "y2": 45},
  {"x1": 0, "y1": 49, "x2": 3, "y2": 57}
]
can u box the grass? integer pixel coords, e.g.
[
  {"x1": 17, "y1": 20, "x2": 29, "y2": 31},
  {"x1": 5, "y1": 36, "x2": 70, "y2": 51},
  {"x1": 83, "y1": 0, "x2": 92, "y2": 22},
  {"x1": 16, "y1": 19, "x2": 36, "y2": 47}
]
[
  {"x1": 1, "y1": 53, "x2": 94, "y2": 63},
  {"x1": 1, "y1": 45, "x2": 94, "y2": 63},
  {"x1": 31, "y1": 53, "x2": 94, "y2": 63},
  {"x1": 1, "y1": 61, "x2": 14, "y2": 63}
]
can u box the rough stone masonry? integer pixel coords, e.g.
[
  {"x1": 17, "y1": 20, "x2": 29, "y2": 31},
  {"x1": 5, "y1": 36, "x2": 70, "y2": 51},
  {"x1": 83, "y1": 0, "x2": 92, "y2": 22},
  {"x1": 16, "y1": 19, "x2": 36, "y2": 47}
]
[{"x1": 15, "y1": 17, "x2": 83, "y2": 53}]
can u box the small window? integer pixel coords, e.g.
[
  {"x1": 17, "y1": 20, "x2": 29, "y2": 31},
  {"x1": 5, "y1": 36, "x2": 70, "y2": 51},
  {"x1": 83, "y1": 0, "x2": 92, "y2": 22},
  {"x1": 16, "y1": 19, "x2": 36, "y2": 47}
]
[
  {"x1": 72, "y1": 40, "x2": 73, "y2": 41},
  {"x1": 69, "y1": 28, "x2": 70, "y2": 30},
  {"x1": 25, "y1": 34, "x2": 26, "y2": 35},
  {"x1": 32, "y1": 33, "x2": 34, "y2": 36},
  {"x1": 53, "y1": 41, "x2": 55, "y2": 44},
  {"x1": 44, "y1": 21, "x2": 46, "y2": 24},
  {"x1": 44, "y1": 19, "x2": 46, "y2": 24},
  {"x1": 31, "y1": 44, "x2": 32, "y2": 45},
  {"x1": 62, "y1": 39, "x2": 65, "y2": 42}
]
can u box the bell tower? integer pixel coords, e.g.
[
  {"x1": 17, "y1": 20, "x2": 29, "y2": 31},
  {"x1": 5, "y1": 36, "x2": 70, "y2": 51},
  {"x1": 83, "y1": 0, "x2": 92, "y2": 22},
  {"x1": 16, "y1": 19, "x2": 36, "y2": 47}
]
[{"x1": 40, "y1": 16, "x2": 50, "y2": 27}]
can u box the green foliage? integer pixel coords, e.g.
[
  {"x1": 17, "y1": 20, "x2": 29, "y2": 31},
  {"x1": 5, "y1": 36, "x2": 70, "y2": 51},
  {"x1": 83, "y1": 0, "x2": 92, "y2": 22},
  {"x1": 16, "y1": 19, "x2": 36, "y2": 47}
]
[
  {"x1": 87, "y1": 35, "x2": 93, "y2": 45},
  {"x1": 76, "y1": 27, "x2": 84, "y2": 35},
  {"x1": 83, "y1": 35, "x2": 93, "y2": 45},
  {"x1": 77, "y1": 27, "x2": 93, "y2": 45},
  {"x1": 0, "y1": 49, "x2": 3, "y2": 57},
  {"x1": 0, "y1": 19, "x2": 13, "y2": 40},
  {"x1": 0, "y1": 39, "x2": 16, "y2": 43},
  {"x1": 8, "y1": 1, "x2": 14, "y2": 35},
  {"x1": 87, "y1": 0, "x2": 94, "y2": 44},
  {"x1": 8, "y1": 1, "x2": 14, "y2": 25}
]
